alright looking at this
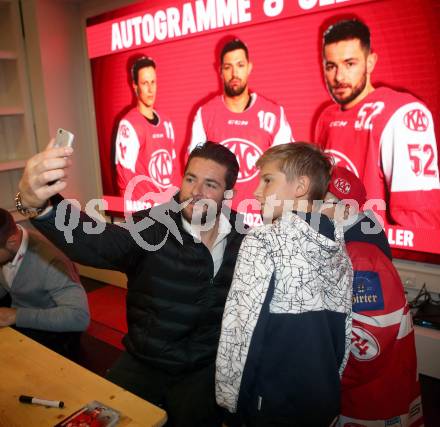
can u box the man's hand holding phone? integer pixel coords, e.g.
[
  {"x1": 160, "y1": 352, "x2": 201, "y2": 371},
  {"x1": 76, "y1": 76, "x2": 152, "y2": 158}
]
[{"x1": 18, "y1": 129, "x2": 75, "y2": 211}]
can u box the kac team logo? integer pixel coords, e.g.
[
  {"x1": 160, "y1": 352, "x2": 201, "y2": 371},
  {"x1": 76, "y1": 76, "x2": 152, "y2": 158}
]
[
  {"x1": 119, "y1": 123, "x2": 130, "y2": 138},
  {"x1": 351, "y1": 326, "x2": 380, "y2": 361},
  {"x1": 325, "y1": 149, "x2": 359, "y2": 177},
  {"x1": 115, "y1": 119, "x2": 139, "y2": 173},
  {"x1": 404, "y1": 109, "x2": 429, "y2": 132},
  {"x1": 148, "y1": 149, "x2": 173, "y2": 189},
  {"x1": 333, "y1": 177, "x2": 351, "y2": 195},
  {"x1": 220, "y1": 138, "x2": 263, "y2": 183}
]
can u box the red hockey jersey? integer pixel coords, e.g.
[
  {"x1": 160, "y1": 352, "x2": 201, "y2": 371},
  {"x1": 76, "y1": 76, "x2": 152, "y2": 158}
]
[
  {"x1": 189, "y1": 93, "x2": 294, "y2": 226},
  {"x1": 115, "y1": 108, "x2": 176, "y2": 207},
  {"x1": 315, "y1": 87, "x2": 440, "y2": 229},
  {"x1": 338, "y1": 242, "x2": 423, "y2": 427}
]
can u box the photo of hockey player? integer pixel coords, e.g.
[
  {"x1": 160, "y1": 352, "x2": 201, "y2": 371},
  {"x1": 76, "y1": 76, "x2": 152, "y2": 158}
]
[
  {"x1": 315, "y1": 18, "x2": 440, "y2": 229},
  {"x1": 114, "y1": 56, "x2": 177, "y2": 204},
  {"x1": 189, "y1": 38, "x2": 294, "y2": 226}
]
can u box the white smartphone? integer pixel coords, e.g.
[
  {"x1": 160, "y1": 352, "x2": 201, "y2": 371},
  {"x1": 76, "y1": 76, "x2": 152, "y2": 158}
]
[{"x1": 54, "y1": 128, "x2": 74, "y2": 148}]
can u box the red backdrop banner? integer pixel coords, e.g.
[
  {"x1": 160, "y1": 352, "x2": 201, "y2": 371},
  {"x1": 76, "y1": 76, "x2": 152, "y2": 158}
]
[{"x1": 87, "y1": 0, "x2": 440, "y2": 259}]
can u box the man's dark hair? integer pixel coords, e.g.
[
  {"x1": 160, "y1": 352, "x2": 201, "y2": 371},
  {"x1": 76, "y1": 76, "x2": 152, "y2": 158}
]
[
  {"x1": 186, "y1": 142, "x2": 239, "y2": 190},
  {"x1": 131, "y1": 56, "x2": 156, "y2": 84},
  {"x1": 323, "y1": 19, "x2": 371, "y2": 52},
  {"x1": 0, "y1": 208, "x2": 17, "y2": 247},
  {"x1": 220, "y1": 38, "x2": 249, "y2": 64}
]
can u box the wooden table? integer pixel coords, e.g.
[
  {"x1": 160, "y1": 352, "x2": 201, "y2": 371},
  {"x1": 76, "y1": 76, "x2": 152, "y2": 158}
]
[{"x1": 0, "y1": 327, "x2": 167, "y2": 427}]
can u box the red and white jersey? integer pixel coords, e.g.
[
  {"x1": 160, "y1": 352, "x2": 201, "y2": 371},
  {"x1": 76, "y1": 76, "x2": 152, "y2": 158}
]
[
  {"x1": 338, "y1": 242, "x2": 423, "y2": 427},
  {"x1": 115, "y1": 108, "x2": 176, "y2": 205},
  {"x1": 189, "y1": 93, "x2": 294, "y2": 226},
  {"x1": 315, "y1": 87, "x2": 440, "y2": 229}
]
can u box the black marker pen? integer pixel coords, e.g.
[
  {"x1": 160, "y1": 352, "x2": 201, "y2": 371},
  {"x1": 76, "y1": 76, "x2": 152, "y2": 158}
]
[{"x1": 19, "y1": 395, "x2": 64, "y2": 408}]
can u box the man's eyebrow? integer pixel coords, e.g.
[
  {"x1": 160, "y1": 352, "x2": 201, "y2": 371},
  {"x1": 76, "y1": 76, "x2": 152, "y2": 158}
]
[
  {"x1": 325, "y1": 58, "x2": 358, "y2": 68},
  {"x1": 222, "y1": 59, "x2": 243, "y2": 66},
  {"x1": 205, "y1": 178, "x2": 222, "y2": 186}
]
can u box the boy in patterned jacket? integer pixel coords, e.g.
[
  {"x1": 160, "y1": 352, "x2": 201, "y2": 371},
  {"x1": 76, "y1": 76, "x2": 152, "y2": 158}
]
[{"x1": 216, "y1": 142, "x2": 353, "y2": 426}]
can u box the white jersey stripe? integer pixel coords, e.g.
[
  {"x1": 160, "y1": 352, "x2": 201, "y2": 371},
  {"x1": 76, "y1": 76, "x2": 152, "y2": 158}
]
[
  {"x1": 353, "y1": 307, "x2": 404, "y2": 328},
  {"x1": 188, "y1": 107, "x2": 207, "y2": 152},
  {"x1": 397, "y1": 310, "x2": 414, "y2": 339}
]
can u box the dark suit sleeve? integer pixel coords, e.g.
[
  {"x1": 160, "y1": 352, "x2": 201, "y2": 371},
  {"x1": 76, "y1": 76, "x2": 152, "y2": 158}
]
[{"x1": 31, "y1": 195, "x2": 143, "y2": 273}]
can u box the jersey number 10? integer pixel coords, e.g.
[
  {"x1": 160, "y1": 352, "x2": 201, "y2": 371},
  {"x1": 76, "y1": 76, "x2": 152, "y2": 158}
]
[{"x1": 257, "y1": 111, "x2": 276, "y2": 133}]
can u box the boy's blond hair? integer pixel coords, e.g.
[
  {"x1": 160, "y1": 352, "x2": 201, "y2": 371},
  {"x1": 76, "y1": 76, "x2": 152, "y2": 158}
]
[{"x1": 256, "y1": 142, "x2": 333, "y2": 201}]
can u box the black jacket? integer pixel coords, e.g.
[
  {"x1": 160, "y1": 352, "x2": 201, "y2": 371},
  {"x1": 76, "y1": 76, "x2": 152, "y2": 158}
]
[{"x1": 32, "y1": 195, "x2": 246, "y2": 374}]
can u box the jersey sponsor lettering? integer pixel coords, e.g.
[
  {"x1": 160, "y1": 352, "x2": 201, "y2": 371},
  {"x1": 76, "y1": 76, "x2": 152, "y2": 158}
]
[
  {"x1": 352, "y1": 271, "x2": 384, "y2": 312},
  {"x1": 329, "y1": 120, "x2": 348, "y2": 127},
  {"x1": 228, "y1": 119, "x2": 249, "y2": 126}
]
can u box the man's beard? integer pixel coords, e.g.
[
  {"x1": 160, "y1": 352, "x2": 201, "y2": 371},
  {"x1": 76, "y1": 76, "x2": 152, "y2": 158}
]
[
  {"x1": 327, "y1": 70, "x2": 367, "y2": 106},
  {"x1": 224, "y1": 80, "x2": 247, "y2": 97}
]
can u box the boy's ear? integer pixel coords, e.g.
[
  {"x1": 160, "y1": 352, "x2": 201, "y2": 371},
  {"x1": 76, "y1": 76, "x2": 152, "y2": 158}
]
[{"x1": 294, "y1": 176, "x2": 311, "y2": 198}]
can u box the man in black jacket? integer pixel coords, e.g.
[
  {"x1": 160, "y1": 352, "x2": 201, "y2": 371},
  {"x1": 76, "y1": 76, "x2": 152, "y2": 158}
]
[{"x1": 17, "y1": 141, "x2": 245, "y2": 427}]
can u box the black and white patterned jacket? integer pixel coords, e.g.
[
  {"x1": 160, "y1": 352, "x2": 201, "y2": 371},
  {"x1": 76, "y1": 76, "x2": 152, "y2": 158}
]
[{"x1": 216, "y1": 211, "x2": 353, "y2": 425}]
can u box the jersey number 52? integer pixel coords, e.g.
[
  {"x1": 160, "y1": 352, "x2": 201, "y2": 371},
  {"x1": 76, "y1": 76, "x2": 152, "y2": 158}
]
[
  {"x1": 355, "y1": 102, "x2": 385, "y2": 130},
  {"x1": 407, "y1": 144, "x2": 437, "y2": 177}
]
